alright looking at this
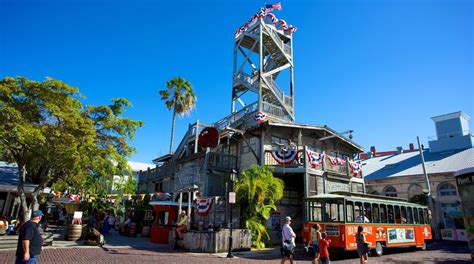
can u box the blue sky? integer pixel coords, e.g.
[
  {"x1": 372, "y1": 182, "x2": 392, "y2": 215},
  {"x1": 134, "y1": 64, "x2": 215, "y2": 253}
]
[{"x1": 1, "y1": 0, "x2": 472, "y2": 163}]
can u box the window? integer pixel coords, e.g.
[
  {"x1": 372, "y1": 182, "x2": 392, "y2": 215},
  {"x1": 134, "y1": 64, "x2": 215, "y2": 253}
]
[
  {"x1": 413, "y1": 208, "x2": 419, "y2": 224},
  {"x1": 242, "y1": 137, "x2": 259, "y2": 154},
  {"x1": 329, "y1": 151, "x2": 350, "y2": 160},
  {"x1": 280, "y1": 189, "x2": 299, "y2": 205},
  {"x1": 271, "y1": 136, "x2": 295, "y2": 150},
  {"x1": 354, "y1": 202, "x2": 363, "y2": 220},
  {"x1": 324, "y1": 201, "x2": 344, "y2": 222},
  {"x1": 380, "y1": 204, "x2": 387, "y2": 223},
  {"x1": 387, "y1": 205, "x2": 395, "y2": 223},
  {"x1": 346, "y1": 201, "x2": 354, "y2": 222},
  {"x1": 364, "y1": 203, "x2": 372, "y2": 222},
  {"x1": 384, "y1": 186, "x2": 398, "y2": 197},
  {"x1": 418, "y1": 208, "x2": 424, "y2": 224},
  {"x1": 423, "y1": 209, "x2": 429, "y2": 224},
  {"x1": 438, "y1": 183, "x2": 457, "y2": 197},
  {"x1": 308, "y1": 202, "x2": 322, "y2": 222},
  {"x1": 401, "y1": 206, "x2": 407, "y2": 224},
  {"x1": 407, "y1": 207, "x2": 413, "y2": 224},
  {"x1": 372, "y1": 204, "x2": 380, "y2": 223},
  {"x1": 395, "y1": 206, "x2": 401, "y2": 223}
]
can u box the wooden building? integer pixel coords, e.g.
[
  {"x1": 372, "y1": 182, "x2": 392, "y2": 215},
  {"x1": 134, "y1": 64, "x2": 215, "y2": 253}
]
[{"x1": 138, "y1": 9, "x2": 364, "y2": 238}]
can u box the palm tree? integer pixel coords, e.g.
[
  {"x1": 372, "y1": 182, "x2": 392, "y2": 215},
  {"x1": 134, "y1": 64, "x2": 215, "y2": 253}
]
[
  {"x1": 159, "y1": 77, "x2": 197, "y2": 154},
  {"x1": 234, "y1": 165, "x2": 284, "y2": 248}
]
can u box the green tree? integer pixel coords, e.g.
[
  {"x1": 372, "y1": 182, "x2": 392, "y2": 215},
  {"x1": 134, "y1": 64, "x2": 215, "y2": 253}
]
[
  {"x1": 234, "y1": 166, "x2": 284, "y2": 248},
  {"x1": 0, "y1": 76, "x2": 143, "y2": 220},
  {"x1": 159, "y1": 77, "x2": 196, "y2": 154}
]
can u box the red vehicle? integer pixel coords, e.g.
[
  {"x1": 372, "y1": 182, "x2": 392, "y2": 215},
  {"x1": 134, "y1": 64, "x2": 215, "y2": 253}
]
[{"x1": 302, "y1": 192, "x2": 432, "y2": 256}]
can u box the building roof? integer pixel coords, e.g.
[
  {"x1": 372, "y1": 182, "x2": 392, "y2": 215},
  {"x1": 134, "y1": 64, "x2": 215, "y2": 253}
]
[
  {"x1": 361, "y1": 147, "x2": 474, "y2": 181},
  {"x1": 128, "y1": 161, "x2": 155, "y2": 172},
  {"x1": 0, "y1": 161, "x2": 38, "y2": 192}
]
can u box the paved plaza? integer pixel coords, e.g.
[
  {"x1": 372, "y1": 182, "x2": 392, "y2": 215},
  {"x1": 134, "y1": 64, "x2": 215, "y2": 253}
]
[{"x1": 0, "y1": 233, "x2": 471, "y2": 264}]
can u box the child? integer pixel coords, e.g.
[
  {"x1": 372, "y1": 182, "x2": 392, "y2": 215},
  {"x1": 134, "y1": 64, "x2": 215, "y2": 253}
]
[
  {"x1": 312, "y1": 224, "x2": 322, "y2": 264},
  {"x1": 318, "y1": 232, "x2": 331, "y2": 264}
]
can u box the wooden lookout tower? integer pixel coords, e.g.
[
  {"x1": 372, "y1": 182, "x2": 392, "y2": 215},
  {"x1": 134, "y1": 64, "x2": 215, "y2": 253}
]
[{"x1": 231, "y1": 10, "x2": 297, "y2": 123}]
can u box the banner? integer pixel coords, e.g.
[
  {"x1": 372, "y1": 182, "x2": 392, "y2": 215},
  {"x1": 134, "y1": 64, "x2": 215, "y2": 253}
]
[
  {"x1": 306, "y1": 149, "x2": 324, "y2": 168},
  {"x1": 196, "y1": 198, "x2": 213, "y2": 217}
]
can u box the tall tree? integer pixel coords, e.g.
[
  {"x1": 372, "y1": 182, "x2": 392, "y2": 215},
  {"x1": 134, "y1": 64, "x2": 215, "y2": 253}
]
[
  {"x1": 234, "y1": 166, "x2": 284, "y2": 248},
  {"x1": 0, "y1": 77, "x2": 143, "y2": 220},
  {"x1": 159, "y1": 77, "x2": 196, "y2": 154}
]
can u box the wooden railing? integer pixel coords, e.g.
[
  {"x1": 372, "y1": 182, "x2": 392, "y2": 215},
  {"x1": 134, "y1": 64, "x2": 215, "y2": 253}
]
[
  {"x1": 207, "y1": 152, "x2": 237, "y2": 171},
  {"x1": 263, "y1": 148, "x2": 362, "y2": 178},
  {"x1": 139, "y1": 152, "x2": 238, "y2": 184},
  {"x1": 264, "y1": 150, "x2": 304, "y2": 167}
]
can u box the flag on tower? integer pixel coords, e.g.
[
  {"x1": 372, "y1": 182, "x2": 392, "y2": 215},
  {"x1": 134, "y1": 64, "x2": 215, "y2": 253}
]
[{"x1": 265, "y1": 2, "x2": 282, "y2": 12}]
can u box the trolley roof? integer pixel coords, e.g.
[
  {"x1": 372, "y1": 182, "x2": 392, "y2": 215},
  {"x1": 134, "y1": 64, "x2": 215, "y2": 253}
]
[{"x1": 304, "y1": 192, "x2": 428, "y2": 208}]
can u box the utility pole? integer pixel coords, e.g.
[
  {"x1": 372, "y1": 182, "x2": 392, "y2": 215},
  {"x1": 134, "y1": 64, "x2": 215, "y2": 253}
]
[{"x1": 417, "y1": 136, "x2": 439, "y2": 240}]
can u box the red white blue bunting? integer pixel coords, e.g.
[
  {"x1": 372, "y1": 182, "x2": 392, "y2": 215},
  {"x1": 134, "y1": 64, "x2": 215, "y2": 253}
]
[
  {"x1": 254, "y1": 112, "x2": 268, "y2": 123},
  {"x1": 306, "y1": 149, "x2": 324, "y2": 168},
  {"x1": 271, "y1": 148, "x2": 297, "y2": 165},
  {"x1": 235, "y1": 9, "x2": 297, "y2": 38},
  {"x1": 349, "y1": 161, "x2": 362, "y2": 177},
  {"x1": 196, "y1": 198, "x2": 213, "y2": 217},
  {"x1": 326, "y1": 155, "x2": 346, "y2": 166}
]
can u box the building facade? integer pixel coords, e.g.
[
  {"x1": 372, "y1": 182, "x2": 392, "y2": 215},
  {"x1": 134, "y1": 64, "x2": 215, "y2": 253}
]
[
  {"x1": 138, "y1": 9, "x2": 364, "y2": 239},
  {"x1": 362, "y1": 111, "x2": 474, "y2": 241}
]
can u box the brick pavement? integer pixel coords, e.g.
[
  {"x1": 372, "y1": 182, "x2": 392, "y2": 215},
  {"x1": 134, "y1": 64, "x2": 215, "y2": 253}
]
[{"x1": 0, "y1": 243, "x2": 471, "y2": 264}]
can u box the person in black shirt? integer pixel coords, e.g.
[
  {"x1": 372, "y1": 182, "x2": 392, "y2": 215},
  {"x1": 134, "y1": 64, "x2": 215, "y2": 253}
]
[{"x1": 16, "y1": 210, "x2": 44, "y2": 264}]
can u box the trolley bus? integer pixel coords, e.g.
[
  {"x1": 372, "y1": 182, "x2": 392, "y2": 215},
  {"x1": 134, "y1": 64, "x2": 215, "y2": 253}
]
[{"x1": 302, "y1": 192, "x2": 432, "y2": 256}]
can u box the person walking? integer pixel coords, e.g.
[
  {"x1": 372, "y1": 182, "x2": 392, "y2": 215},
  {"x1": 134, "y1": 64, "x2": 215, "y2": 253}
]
[
  {"x1": 16, "y1": 210, "x2": 44, "y2": 264},
  {"x1": 356, "y1": 226, "x2": 369, "y2": 264},
  {"x1": 318, "y1": 232, "x2": 331, "y2": 264},
  {"x1": 311, "y1": 224, "x2": 322, "y2": 264},
  {"x1": 281, "y1": 216, "x2": 296, "y2": 264}
]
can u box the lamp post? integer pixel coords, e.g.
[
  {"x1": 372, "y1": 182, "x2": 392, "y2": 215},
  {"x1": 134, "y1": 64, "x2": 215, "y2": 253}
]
[{"x1": 227, "y1": 169, "x2": 237, "y2": 258}]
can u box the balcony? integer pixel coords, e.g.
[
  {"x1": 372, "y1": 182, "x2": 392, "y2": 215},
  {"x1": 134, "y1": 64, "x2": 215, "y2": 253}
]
[
  {"x1": 264, "y1": 149, "x2": 304, "y2": 167},
  {"x1": 264, "y1": 148, "x2": 362, "y2": 178},
  {"x1": 139, "y1": 152, "x2": 238, "y2": 184}
]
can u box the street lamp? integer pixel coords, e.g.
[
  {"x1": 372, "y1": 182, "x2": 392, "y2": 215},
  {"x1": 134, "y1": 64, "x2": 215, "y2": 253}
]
[{"x1": 227, "y1": 169, "x2": 237, "y2": 258}]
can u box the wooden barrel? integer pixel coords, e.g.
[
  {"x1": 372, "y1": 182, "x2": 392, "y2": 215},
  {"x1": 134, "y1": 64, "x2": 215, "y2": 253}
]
[
  {"x1": 68, "y1": 224, "x2": 82, "y2": 241},
  {"x1": 141, "y1": 226, "x2": 150, "y2": 237},
  {"x1": 129, "y1": 223, "x2": 136, "y2": 237}
]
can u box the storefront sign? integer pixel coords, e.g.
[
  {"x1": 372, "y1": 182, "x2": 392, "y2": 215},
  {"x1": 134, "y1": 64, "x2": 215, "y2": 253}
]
[
  {"x1": 327, "y1": 181, "x2": 349, "y2": 193},
  {"x1": 387, "y1": 228, "x2": 415, "y2": 243}
]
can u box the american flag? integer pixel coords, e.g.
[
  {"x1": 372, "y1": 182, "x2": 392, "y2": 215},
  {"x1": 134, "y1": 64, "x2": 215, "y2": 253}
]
[{"x1": 265, "y1": 2, "x2": 282, "y2": 11}]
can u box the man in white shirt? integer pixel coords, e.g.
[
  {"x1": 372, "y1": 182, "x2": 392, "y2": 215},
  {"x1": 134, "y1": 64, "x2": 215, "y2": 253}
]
[
  {"x1": 281, "y1": 216, "x2": 296, "y2": 264},
  {"x1": 355, "y1": 213, "x2": 370, "y2": 223}
]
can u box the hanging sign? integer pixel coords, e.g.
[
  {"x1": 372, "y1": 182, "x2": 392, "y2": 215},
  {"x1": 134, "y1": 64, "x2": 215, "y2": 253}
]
[{"x1": 229, "y1": 192, "x2": 236, "y2": 204}]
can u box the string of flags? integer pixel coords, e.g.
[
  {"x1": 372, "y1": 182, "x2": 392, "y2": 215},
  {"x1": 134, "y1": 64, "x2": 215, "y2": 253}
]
[{"x1": 235, "y1": 3, "x2": 297, "y2": 38}]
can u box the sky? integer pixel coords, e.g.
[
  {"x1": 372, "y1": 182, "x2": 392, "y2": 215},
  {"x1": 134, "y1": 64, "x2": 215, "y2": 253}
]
[{"x1": 1, "y1": 0, "x2": 473, "y2": 164}]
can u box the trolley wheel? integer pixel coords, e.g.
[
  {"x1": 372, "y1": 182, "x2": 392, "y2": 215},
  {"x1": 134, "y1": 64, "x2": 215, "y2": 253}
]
[{"x1": 374, "y1": 242, "x2": 383, "y2": 257}]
